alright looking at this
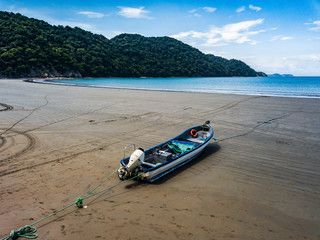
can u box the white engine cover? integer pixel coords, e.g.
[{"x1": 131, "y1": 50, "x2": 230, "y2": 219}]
[{"x1": 126, "y1": 148, "x2": 145, "y2": 172}]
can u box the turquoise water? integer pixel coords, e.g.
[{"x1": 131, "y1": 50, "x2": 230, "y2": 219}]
[{"x1": 41, "y1": 76, "x2": 320, "y2": 98}]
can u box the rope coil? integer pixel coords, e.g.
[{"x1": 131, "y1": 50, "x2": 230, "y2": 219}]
[
  {"x1": 75, "y1": 198, "x2": 84, "y2": 208},
  {"x1": 9, "y1": 226, "x2": 37, "y2": 240}
]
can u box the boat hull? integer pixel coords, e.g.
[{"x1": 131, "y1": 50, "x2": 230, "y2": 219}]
[{"x1": 119, "y1": 123, "x2": 214, "y2": 182}]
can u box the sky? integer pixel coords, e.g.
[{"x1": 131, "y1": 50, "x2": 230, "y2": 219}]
[{"x1": 1, "y1": 0, "x2": 320, "y2": 76}]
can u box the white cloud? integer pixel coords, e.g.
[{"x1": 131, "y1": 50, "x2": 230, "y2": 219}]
[
  {"x1": 280, "y1": 36, "x2": 293, "y2": 41},
  {"x1": 171, "y1": 19, "x2": 265, "y2": 47},
  {"x1": 249, "y1": 54, "x2": 320, "y2": 76},
  {"x1": 271, "y1": 35, "x2": 294, "y2": 41},
  {"x1": 49, "y1": 19, "x2": 96, "y2": 31},
  {"x1": 203, "y1": 7, "x2": 217, "y2": 13},
  {"x1": 3, "y1": 6, "x2": 38, "y2": 18},
  {"x1": 117, "y1": 6, "x2": 151, "y2": 19},
  {"x1": 236, "y1": 6, "x2": 245, "y2": 13},
  {"x1": 189, "y1": 7, "x2": 216, "y2": 17},
  {"x1": 249, "y1": 4, "x2": 262, "y2": 11},
  {"x1": 269, "y1": 27, "x2": 278, "y2": 31},
  {"x1": 193, "y1": 13, "x2": 202, "y2": 17},
  {"x1": 2, "y1": 6, "x2": 97, "y2": 32},
  {"x1": 189, "y1": 9, "x2": 202, "y2": 17},
  {"x1": 305, "y1": 20, "x2": 320, "y2": 31},
  {"x1": 77, "y1": 11, "x2": 105, "y2": 18},
  {"x1": 5, "y1": 5, "x2": 16, "y2": 11}
]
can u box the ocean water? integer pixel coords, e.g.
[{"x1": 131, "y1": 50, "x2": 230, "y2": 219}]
[{"x1": 40, "y1": 76, "x2": 320, "y2": 98}]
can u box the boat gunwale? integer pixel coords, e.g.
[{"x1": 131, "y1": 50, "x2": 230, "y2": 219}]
[{"x1": 144, "y1": 150, "x2": 203, "y2": 182}]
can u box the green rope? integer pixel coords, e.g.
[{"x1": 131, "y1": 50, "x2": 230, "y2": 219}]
[
  {"x1": 82, "y1": 173, "x2": 141, "y2": 201},
  {"x1": 75, "y1": 198, "x2": 83, "y2": 208},
  {"x1": 74, "y1": 168, "x2": 119, "y2": 209},
  {"x1": 84, "y1": 168, "x2": 118, "y2": 198},
  {"x1": 2, "y1": 169, "x2": 141, "y2": 240},
  {"x1": 8, "y1": 226, "x2": 37, "y2": 240}
]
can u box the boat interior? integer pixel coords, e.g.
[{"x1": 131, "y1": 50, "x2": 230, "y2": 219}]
[{"x1": 127, "y1": 125, "x2": 212, "y2": 170}]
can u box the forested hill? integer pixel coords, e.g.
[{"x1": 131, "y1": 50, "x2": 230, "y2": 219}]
[{"x1": 0, "y1": 11, "x2": 265, "y2": 78}]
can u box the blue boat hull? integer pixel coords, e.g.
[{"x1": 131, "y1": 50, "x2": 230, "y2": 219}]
[{"x1": 119, "y1": 122, "x2": 214, "y2": 182}]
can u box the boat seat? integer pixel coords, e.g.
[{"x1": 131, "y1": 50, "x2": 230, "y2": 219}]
[
  {"x1": 141, "y1": 160, "x2": 156, "y2": 168},
  {"x1": 186, "y1": 137, "x2": 205, "y2": 143}
]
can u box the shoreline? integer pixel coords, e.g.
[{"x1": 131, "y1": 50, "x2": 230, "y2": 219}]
[
  {"x1": 24, "y1": 77, "x2": 320, "y2": 99},
  {"x1": 0, "y1": 79, "x2": 320, "y2": 239}
]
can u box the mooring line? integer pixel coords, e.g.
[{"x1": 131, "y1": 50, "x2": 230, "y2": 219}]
[
  {"x1": 214, "y1": 114, "x2": 290, "y2": 142},
  {"x1": 1, "y1": 169, "x2": 140, "y2": 240}
]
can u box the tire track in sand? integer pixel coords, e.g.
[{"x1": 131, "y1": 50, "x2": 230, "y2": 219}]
[
  {"x1": 0, "y1": 135, "x2": 14, "y2": 153},
  {"x1": 0, "y1": 129, "x2": 37, "y2": 163},
  {"x1": 0, "y1": 114, "x2": 163, "y2": 177},
  {"x1": 198, "y1": 96, "x2": 266, "y2": 116},
  {"x1": 0, "y1": 135, "x2": 7, "y2": 148}
]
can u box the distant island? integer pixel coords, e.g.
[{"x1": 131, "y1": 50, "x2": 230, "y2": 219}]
[
  {"x1": 0, "y1": 11, "x2": 266, "y2": 78},
  {"x1": 268, "y1": 74, "x2": 294, "y2": 77}
]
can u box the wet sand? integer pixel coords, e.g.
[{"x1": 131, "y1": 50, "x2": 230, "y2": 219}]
[{"x1": 0, "y1": 79, "x2": 320, "y2": 239}]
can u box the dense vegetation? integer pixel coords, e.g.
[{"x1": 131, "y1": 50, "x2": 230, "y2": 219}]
[{"x1": 0, "y1": 11, "x2": 265, "y2": 78}]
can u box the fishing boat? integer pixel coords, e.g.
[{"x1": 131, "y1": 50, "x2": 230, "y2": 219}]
[{"x1": 118, "y1": 121, "x2": 214, "y2": 182}]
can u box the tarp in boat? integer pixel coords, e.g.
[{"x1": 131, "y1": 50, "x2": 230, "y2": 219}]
[{"x1": 167, "y1": 140, "x2": 196, "y2": 154}]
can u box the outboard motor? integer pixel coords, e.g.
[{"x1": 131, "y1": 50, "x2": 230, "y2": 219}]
[
  {"x1": 202, "y1": 120, "x2": 211, "y2": 131},
  {"x1": 118, "y1": 148, "x2": 145, "y2": 180}
]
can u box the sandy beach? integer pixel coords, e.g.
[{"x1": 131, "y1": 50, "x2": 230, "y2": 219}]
[{"x1": 1, "y1": 79, "x2": 320, "y2": 240}]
